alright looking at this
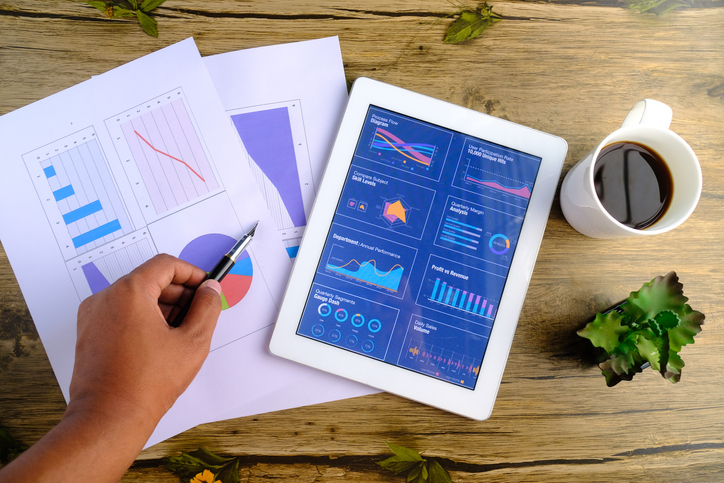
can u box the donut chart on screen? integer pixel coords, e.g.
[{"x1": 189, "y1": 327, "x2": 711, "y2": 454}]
[{"x1": 178, "y1": 233, "x2": 253, "y2": 310}]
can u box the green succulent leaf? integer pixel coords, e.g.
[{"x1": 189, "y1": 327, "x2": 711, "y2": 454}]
[
  {"x1": 444, "y1": 4, "x2": 501, "y2": 44},
  {"x1": 668, "y1": 304, "x2": 704, "y2": 352},
  {"x1": 649, "y1": 310, "x2": 680, "y2": 336},
  {"x1": 664, "y1": 350, "x2": 685, "y2": 382},
  {"x1": 577, "y1": 310, "x2": 628, "y2": 353},
  {"x1": 635, "y1": 330, "x2": 669, "y2": 373},
  {"x1": 624, "y1": 272, "x2": 688, "y2": 323}
]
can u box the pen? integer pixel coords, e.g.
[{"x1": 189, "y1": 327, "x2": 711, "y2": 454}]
[{"x1": 170, "y1": 221, "x2": 259, "y2": 328}]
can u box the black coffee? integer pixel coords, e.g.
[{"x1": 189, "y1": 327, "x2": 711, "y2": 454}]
[{"x1": 593, "y1": 142, "x2": 673, "y2": 229}]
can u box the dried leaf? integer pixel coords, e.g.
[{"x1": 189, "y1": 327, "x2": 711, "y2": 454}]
[{"x1": 443, "y1": 4, "x2": 501, "y2": 44}]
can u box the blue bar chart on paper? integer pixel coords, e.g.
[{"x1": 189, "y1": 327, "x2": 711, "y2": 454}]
[{"x1": 24, "y1": 127, "x2": 133, "y2": 260}]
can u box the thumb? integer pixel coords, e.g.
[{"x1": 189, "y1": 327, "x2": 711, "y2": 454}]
[{"x1": 180, "y1": 279, "x2": 223, "y2": 341}]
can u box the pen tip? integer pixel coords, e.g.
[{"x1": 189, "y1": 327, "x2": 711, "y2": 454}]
[{"x1": 248, "y1": 221, "x2": 259, "y2": 236}]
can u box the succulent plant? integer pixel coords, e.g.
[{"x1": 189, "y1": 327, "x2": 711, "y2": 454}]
[{"x1": 577, "y1": 272, "x2": 704, "y2": 386}]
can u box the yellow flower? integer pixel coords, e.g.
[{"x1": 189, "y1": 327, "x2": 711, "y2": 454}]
[{"x1": 190, "y1": 469, "x2": 221, "y2": 483}]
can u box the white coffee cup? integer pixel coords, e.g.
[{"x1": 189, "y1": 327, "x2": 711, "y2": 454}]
[{"x1": 560, "y1": 99, "x2": 702, "y2": 238}]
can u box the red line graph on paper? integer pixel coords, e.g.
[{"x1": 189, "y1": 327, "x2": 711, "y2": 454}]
[{"x1": 134, "y1": 130, "x2": 206, "y2": 182}]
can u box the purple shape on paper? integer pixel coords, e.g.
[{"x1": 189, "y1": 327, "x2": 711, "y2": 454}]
[
  {"x1": 82, "y1": 262, "x2": 111, "y2": 294},
  {"x1": 179, "y1": 233, "x2": 236, "y2": 271},
  {"x1": 231, "y1": 107, "x2": 306, "y2": 227}
]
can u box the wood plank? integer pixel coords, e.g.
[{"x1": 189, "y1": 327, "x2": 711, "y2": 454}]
[{"x1": 1, "y1": 1, "x2": 723, "y2": 481}]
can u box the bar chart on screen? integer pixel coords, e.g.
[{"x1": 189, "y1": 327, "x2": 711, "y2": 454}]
[
  {"x1": 24, "y1": 127, "x2": 134, "y2": 260},
  {"x1": 106, "y1": 89, "x2": 220, "y2": 222}
]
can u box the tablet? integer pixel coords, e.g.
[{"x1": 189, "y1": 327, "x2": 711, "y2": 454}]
[{"x1": 270, "y1": 78, "x2": 567, "y2": 420}]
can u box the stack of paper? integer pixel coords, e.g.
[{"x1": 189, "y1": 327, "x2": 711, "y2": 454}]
[{"x1": 0, "y1": 37, "x2": 376, "y2": 447}]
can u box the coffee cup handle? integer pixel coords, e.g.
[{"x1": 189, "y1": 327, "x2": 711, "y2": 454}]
[{"x1": 620, "y1": 99, "x2": 673, "y2": 129}]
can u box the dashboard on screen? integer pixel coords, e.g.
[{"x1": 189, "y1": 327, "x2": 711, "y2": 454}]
[{"x1": 295, "y1": 105, "x2": 542, "y2": 390}]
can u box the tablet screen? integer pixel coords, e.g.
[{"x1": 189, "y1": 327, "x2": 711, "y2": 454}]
[{"x1": 295, "y1": 106, "x2": 542, "y2": 390}]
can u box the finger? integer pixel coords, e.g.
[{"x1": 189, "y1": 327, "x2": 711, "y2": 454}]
[
  {"x1": 158, "y1": 283, "x2": 195, "y2": 306},
  {"x1": 177, "y1": 279, "x2": 222, "y2": 343},
  {"x1": 130, "y1": 254, "x2": 207, "y2": 298}
]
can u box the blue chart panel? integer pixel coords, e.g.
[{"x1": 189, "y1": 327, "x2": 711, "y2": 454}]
[
  {"x1": 416, "y1": 255, "x2": 505, "y2": 323},
  {"x1": 336, "y1": 166, "x2": 435, "y2": 240},
  {"x1": 319, "y1": 223, "x2": 417, "y2": 299},
  {"x1": 397, "y1": 315, "x2": 489, "y2": 389},
  {"x1": 297, "y1": 283, "x2": 400, "y2": 361},
  {"x1": 452, "y1": 137, "x2": 541, "y2": 208},
  {"x1": 355, "y1": 107, "x2": 453, "y2": 181},
  {"x1": 27, "y1": 130, "x2": 132, "y2": 259},
  {"x1": 435, "y1": 196, "x2": 524, "y2": 266}
]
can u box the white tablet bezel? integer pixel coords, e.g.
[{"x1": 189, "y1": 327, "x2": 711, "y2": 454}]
[{"x1": 270, "y1": 77, "x2": 567, "y2": 420}]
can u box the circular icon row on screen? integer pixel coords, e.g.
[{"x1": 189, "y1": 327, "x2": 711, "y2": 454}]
[
  {"x1": 310, "y1": 324, "x2": 375, "y2": 353},
  {"x1": 317, "y1": 303, "x2": 382, "y2": 333}
]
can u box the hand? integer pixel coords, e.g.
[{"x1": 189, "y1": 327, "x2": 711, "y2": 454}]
[
  {"x1": 0, "y1": 254, "x2": 222, "y2": 483},
  {"x1": 68, "y1": 253, "x2": 223, "y2": 432}
]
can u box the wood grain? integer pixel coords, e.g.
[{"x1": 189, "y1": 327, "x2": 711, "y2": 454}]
[{"x1": 1, "y1": 1, "x2": 723, "y2": 481}]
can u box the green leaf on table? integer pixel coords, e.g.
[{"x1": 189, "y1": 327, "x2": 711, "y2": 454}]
[
  {"x1": 377, "y1": 442, "x2": 453, "y2": 483},
  {"x1": 141, "y1": 0, "x2": 167, "y2": 12},
  {"x1": 377, "y1": 442, "x2": 424, "y2": 475},
  {"x1": 443, "y1": 3, "x2": 501, "y2": 44},
  {"x1": 136, "y1": 9, "x2": 159, "y2": 37},
  {"x1": 128, "y1": 0, "x2": 139, "y2": 9},
  {"x1": 427, "y1": 459, "x2": 453, "y2": 483},
  {"x1": 85, "y1": 1, "x2": 108, "y2": 13},
  {"x1": 164, "y1": 448, "x2": 235, "y2": 481},
  {"x1": 113, "y1": 7, "x2": 137, "y2": 18},
  {"x1": 577, "y1": 310, "x2": 628, "y2": 353}
]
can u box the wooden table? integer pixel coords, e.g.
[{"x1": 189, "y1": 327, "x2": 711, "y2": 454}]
[{"x1": 1, "y1": 1, "x2": 723, "y2": 481}]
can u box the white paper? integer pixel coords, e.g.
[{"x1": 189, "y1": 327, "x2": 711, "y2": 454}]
[
  {"x1": 203, "y1": 38, "x2": 379, "y2": 423},
  {"x1": 0, "y1": 38, "x2": 300, "y2": 446},
  {"x1": 204, "y1": 37, "x2": 350, "y2": 258}
]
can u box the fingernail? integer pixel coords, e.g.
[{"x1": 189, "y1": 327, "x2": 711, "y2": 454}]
[{"x1": 201, "y1": 279, "x2": 222, "y2": 296}]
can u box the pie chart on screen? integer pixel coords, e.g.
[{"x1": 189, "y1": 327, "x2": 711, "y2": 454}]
[{"x1": 178, "y1": 233, "x2": 253, "y2": 310}]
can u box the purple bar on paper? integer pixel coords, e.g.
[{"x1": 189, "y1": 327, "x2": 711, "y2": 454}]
[
  {"x1": 231, "y1": 107, "x2": 306, "y2": 227},
  {"x1": 82, "y1": 262, "x2": 110, "y2": 294}
]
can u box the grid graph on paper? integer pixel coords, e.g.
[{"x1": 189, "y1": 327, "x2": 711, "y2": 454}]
[
  {"x1": 112, "y1": 90, "x2": 219, "y2": 218},
  {"x1": 27, "y1": 129, "x2": 133, "y2": 260}
]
